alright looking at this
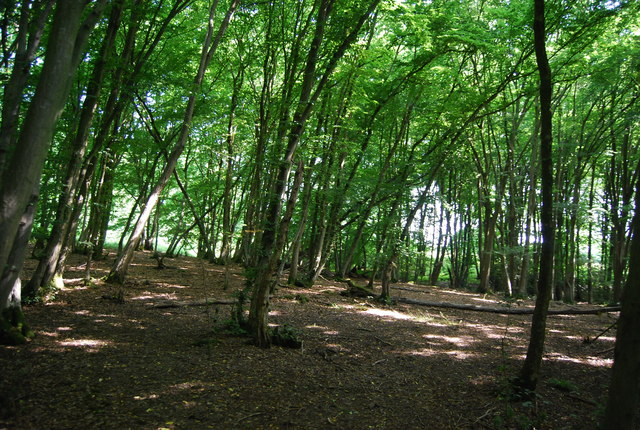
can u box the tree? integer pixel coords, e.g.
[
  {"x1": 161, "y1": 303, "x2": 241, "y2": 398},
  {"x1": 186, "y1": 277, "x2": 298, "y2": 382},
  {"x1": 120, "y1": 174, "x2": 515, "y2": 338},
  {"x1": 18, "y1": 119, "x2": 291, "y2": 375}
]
[
  {"x1": 106, "y1": 0, "x2": 241, "y2": 284},
  {"x1": 517, "y1": 0, "x2": 555, "y2": 392},
  {"x1": 602, "y1": 157, "x2": 640, "y2": 429},
  {"x1": 246, "y1": 0, "x2": 382, "y2": 347},
  {"x1": 0, "y1": 0, "x2": 107, "y2": 343}
]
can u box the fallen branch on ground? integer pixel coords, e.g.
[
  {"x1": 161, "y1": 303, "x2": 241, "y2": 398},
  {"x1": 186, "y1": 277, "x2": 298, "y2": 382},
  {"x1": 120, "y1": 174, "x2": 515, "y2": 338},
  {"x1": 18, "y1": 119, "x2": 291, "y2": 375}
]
[
  {"x1": 391, "y1": 286, "x2": 432, "y2": 293},
  {"x1": 396, "y1": 297, "x2": 621, "y2": 315},
  {"x1": 152, "y1": 299, "x2": 235, "y2": 308}
]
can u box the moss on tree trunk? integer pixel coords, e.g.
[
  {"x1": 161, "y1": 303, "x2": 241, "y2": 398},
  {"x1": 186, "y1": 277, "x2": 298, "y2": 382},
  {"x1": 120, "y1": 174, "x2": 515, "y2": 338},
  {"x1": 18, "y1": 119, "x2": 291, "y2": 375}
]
[{"x1": 0, "y1": 306, "x2": 34, "y2": 345}]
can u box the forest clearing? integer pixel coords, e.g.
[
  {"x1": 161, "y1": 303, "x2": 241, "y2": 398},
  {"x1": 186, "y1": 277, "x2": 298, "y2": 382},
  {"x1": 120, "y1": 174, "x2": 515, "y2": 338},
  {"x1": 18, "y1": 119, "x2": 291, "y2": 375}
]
[{"x1": 0, "y1": 250, "x2": 622, "y2": 429}]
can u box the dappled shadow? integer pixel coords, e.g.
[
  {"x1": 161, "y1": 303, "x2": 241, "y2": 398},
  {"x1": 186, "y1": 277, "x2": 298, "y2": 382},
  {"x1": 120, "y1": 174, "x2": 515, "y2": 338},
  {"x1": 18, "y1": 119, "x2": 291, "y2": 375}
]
[{"x1": 1, "y1": 251, "x2": 622, "y2": 429}]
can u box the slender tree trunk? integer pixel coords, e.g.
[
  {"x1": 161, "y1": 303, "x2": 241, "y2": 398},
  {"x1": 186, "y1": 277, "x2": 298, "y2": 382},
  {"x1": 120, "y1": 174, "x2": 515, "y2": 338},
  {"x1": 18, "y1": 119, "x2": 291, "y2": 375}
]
[
  {"x1": 518, "y1": 115, "x2": 540, "y2": 296},
  {"x1": 380, "y1": 185, "x2": 432, "y2": 301},
  {"x1": 430, "y1": 198, "x2": 450, "y2": 286},
  {"x1": 106, "y1": 0, "x2": 240, "y2": 284},
  {"x1": 587, "y1": 166, "x2": 596, "y2": 303},
  {"x1": 220, "y1": 67, "x2": 243, "y2": 263},
  {"x1": 247, "y1": 0, "x2": 381, "y2": 346},
  {"x1": 563, "y1": 171, "x2": 582, "y2": 303},
  {"x1": 517, "y1": 0, "x2": 555, "y2": 391},
  {"x1": 288, "y1": 161, "x2": 315, "y2": 285}
]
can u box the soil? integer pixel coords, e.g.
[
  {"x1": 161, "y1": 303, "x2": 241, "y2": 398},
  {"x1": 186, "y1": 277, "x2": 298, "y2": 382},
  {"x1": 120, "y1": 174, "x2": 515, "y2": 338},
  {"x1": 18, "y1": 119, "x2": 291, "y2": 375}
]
[{"x1": 0, "y1": 250, "x2": 627, "y2": 429}]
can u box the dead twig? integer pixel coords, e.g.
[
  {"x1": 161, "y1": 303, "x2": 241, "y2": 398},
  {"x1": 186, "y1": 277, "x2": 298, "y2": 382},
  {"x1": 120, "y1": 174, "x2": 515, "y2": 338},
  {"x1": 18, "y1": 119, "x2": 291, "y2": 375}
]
[
  {"x1": 567, "y1": 393, "x2": 597, "y2": 406},
  {"x1": 237, "y1": 412, "x2": 265, "y2": 423},
  {"x1": 584, "y1": 320, "x2": 618, "y2": 344},
  {"x1": 374, "y1": 336, "x2": 392, "y2": 346},
  {"x1": 594, "y1": 346, "x2": 615, "y2": 355}
]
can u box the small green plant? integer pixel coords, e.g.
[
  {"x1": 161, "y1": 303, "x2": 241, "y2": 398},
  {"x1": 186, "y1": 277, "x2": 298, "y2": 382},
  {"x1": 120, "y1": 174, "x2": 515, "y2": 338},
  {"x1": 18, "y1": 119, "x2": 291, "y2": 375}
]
[
  {"x1": 546, "y1": 378, "x2": 578, "y2": 393},
  {"x1": 192, "y1": 337, "x2": 221, "y2": 347},
  {"x1": 220, "y1": 318, "x2": 248, "y2": 336},
  {"x1": 376, "y1": 295, "x2": 395, "y2": 306},
  {"x1": 271, "y1": 324, "x2": 303, "y2": 349},
  {"x1": 294, "y1": 293, "x2": 309, "y2": 304},
  {"x1": 23, "y1": 275, "x2": 63, "y2": 305}
]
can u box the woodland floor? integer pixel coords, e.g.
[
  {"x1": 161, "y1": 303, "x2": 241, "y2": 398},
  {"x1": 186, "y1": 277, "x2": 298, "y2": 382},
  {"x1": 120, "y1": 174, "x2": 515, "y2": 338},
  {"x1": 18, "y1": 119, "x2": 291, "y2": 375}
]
[{"x1": 0, "y1": 250, "x2": 630, "y2": 429}]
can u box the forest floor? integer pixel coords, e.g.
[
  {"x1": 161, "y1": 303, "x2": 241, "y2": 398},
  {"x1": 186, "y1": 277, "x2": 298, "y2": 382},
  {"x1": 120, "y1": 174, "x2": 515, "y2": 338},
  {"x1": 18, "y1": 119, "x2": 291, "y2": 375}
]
[{"x1": 0, "y1": 250, "x2": 627, "y2": 429}]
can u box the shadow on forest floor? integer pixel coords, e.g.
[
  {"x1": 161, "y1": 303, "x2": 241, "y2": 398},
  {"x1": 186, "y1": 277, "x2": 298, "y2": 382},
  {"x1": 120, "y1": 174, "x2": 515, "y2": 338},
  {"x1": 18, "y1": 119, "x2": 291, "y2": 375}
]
[{"x1": 0, "y1": 249, "x2": 623, "y2": 429}]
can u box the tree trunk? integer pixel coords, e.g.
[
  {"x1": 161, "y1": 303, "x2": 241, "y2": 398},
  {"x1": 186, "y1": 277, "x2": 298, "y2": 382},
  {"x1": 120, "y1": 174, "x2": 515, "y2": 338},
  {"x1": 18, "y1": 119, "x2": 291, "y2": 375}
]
[
  {"x1": 220, "y1": 66, "x2": 243, "y2": 263},
  {"x1": 380, "y1": 185, "x2": 432, "y2": 301},
  {"x1": 247, "y1": 0, "x2": 381, "y2": 346},
  {"x1": 602, "y1": 158, "x2": 640, "y2": 430},
  {"x1": 24, "y1": 1, "x2": 123, "y2": 299},
  {"x1": 106, "y1": 0, "x2": 240, "y2": 284},
  {"x1": 0, "y1": 0, "x2": 106, "y2": 337},
  {"x1": 0, "y1": 0, "x2": 54, "y2": 172},
  {"x1": 517, "y1": 0, "x2": 555, "y2": 392}
]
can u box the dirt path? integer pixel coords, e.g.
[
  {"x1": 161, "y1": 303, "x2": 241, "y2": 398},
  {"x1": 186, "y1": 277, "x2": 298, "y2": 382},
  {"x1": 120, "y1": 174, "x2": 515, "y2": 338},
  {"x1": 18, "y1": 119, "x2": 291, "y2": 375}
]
[{"x1": 0, "y1": 250, "x2": 622, "y2": 429}]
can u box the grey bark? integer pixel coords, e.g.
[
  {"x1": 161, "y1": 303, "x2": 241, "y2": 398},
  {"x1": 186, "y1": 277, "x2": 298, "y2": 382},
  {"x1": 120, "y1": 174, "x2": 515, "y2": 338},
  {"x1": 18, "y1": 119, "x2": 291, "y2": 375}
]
[{"x1": 0, "y1": 0, "x2": 106, "y2": 312}]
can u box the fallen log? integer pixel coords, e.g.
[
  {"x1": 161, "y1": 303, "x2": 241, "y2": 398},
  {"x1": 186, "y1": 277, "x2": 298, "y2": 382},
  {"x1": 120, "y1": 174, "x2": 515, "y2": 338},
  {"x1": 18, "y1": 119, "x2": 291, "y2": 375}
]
[
  {"x1": 392, "y1": 286, "x2": 432, "y2": 293},
  {"x1": 336, "y1": 278, "x2": 376, "y2": 298},
  {"x1": 396, "y1": 297, "x2": 621, "y2": 315},
  {"x1": 153, "y1": 299, "x2": 235, "y2": 309}
]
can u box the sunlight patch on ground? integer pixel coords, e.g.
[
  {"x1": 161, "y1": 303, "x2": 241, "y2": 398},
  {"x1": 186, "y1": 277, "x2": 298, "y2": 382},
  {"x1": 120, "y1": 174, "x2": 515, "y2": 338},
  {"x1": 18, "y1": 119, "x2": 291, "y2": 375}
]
[
  {"x1": 465, "y1": 322, "x2": 525, "y2": 340},
  {"x1": 470, "y1": 297, "x2": 502, "y2": 304},
  {"x1": 156, "y1": 282, "x2": 188, "y2": 289},
  {"x1": 325, "y1": 343, "x2": 351, "y2": 353},
  {"x1": 423, "y1": 333, "x2": 476, "y2": 347},
  {"x1": 305, "y1": 324, "x2": 329, "y2": 330},
  {"x1": 133, "y1": 393, "x2": 159, "y2": 400},
  {"x1": 59, "y1": 279, "x2": 91, "y2": 288},
  {"x1": 131, "y1": 291, "x2": 177, "y2": 301},
  {"x1": 362, "y1": 308, "x2": 413, "y2": 320},
  {"x1": 402, "y1": 348, "x2": 477, "y2": 360},
  {"x1": 444, "y1": 350, "x2": 476, "y2": 359},
  {"x1": 39, "y1": 330, "x2": 59, "y2": 338},
  {"x1": 546, "y1": 352, "x2": 612, "y2": 367},
  {"x1": 438, "y1": 289, "x2": 480, "y2": 298},
  {"x1": 58, "y1": 338, "x2": 112, "y2": 351}
]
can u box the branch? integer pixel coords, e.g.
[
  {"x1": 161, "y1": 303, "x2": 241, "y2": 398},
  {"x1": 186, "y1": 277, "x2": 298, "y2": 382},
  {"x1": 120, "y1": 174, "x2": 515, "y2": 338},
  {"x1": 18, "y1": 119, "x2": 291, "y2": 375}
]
[{"x1": 396, "y1": 297, "x2": 621, "y2": 316}]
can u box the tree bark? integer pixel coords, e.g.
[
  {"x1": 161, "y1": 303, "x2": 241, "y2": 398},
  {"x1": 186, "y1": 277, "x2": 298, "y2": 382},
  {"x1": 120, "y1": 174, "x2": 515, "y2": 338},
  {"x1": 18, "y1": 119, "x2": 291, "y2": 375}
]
[
  {"x1": 517, "y1": 0, "x2": 555, "y2": 392},
  {"x1": 0, "y1": 0, "x2": 106, "y2": 337},
  {"x1": 0, "y1": 0, "x2": 55, "y2": 173},
  {"x1": 602, "y1": 158, "x2": 640, "y2": 430},
  {"x1": 397, "y1": 297, "x2": 620, "y2": 316},
  {"x1": 24, "y1": 1, "x2": 124, "y2": 299}
]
